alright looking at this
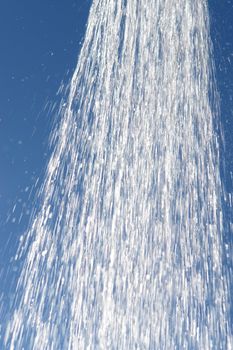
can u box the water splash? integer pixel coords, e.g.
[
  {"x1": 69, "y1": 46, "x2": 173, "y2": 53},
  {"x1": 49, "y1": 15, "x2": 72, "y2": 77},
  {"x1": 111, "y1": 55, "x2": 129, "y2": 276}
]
[{"x1": 3, "y1": 0, "x2": 232, "y2": 349}]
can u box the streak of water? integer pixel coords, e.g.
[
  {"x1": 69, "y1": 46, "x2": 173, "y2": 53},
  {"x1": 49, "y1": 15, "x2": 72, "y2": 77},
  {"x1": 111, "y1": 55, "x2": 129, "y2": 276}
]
[{"x1": 3, "y1": 1, "x2": 232, "y2": 349}]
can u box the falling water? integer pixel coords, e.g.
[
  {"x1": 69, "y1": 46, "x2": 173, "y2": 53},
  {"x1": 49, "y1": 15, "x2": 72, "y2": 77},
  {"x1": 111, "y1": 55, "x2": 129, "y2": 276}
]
[{"x1": 3, "y1": 0, "x2": 232, "y2": 349}]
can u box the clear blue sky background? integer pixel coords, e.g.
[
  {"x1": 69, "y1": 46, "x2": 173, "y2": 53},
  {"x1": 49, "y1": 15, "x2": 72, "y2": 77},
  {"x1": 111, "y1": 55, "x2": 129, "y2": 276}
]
[
  {"x1": 0, "y1": 0, "x2": 91, "y2": 267},
  {"x1": 0, "y1": 0, "x2": 232, "y2": 334}
]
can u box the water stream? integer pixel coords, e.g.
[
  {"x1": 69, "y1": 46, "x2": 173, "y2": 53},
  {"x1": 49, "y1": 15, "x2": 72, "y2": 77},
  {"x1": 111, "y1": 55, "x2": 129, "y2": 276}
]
[{"x1": 3, "y1": 1, "x2": 232, "y2": 349}]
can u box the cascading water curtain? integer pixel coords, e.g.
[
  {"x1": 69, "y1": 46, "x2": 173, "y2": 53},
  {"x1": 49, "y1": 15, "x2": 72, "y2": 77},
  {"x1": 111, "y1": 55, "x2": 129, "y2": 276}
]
[{"x1": 2, "y1": 0, "x2": 232, "y2": 349}]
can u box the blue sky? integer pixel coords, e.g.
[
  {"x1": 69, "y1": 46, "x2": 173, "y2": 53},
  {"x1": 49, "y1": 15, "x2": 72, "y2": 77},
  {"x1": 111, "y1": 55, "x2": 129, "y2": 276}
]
[
  {"x1": 0, "y1": 0, "x2": 232, "y2": 335},
  {"x1": 210, "y1": 0, "x2": 233, "y2": 191},
  {"x1": 0, "y1": 1, "x2": 91, "y2": 266}
]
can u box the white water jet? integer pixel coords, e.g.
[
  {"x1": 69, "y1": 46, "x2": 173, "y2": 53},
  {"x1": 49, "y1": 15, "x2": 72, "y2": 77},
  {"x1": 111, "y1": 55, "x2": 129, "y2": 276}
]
[{"x1": 3, "y1": 0, "x2": 232, "y2": 349}]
